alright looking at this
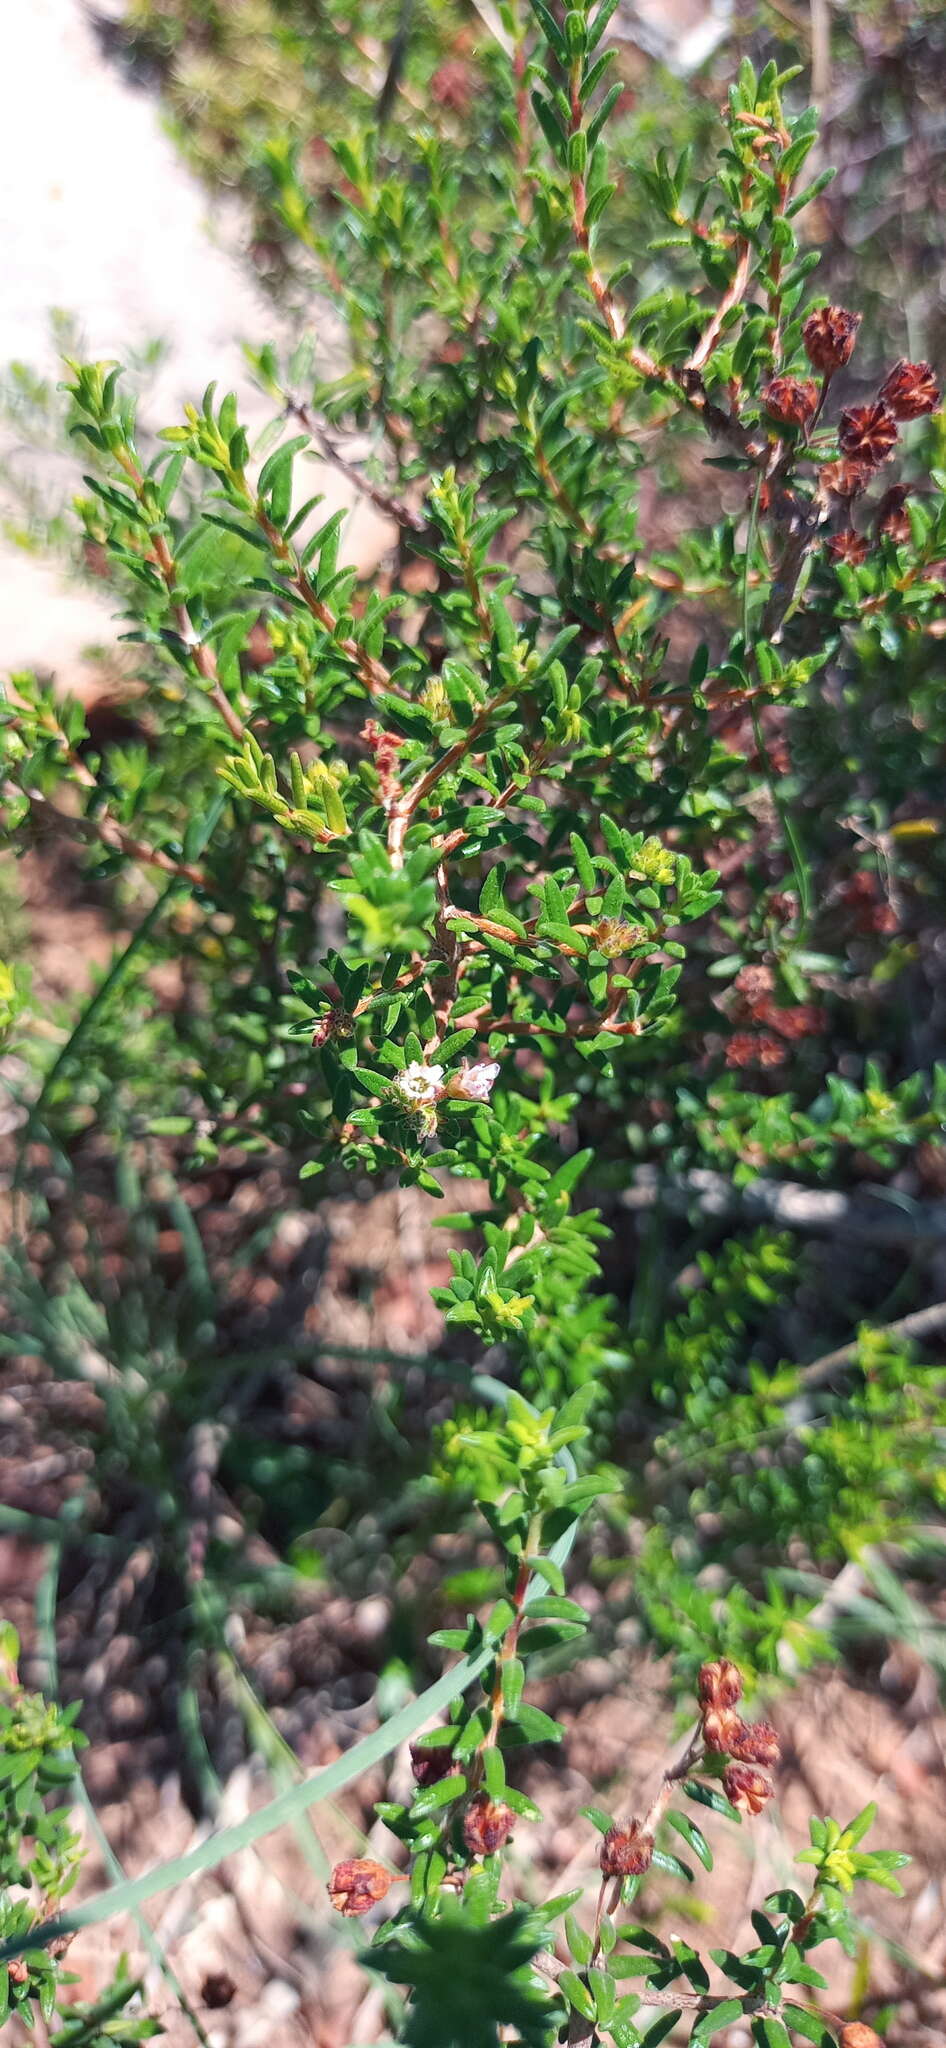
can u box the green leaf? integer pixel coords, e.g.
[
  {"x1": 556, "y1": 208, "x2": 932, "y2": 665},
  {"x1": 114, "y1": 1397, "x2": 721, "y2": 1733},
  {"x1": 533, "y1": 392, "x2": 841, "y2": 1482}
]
[
  {"x1": 666, "y1": 1810, "x2": 712, "y2": 1871},
  {"x1": 560, "y1": 1970, "x2": 596, "y2": 2021},
  {"x1": 782, "y1": 2008, "x2": 837, "y2": 2045},
  {"x1": 690, "y1": 2001, "x2": 743, "y2": 2044}
]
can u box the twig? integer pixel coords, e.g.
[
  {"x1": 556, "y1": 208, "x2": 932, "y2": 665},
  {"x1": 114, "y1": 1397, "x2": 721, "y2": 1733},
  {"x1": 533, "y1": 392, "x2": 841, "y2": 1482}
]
[
  {"x1": 287, "y1": 397, "x2": 426, "y2": 534},
  {"x1": 799, "y1": 1298, "x2": 946, "y2": 1390},
  {"x1": 618, "y1": 1164, "x2": 946, "y2": 1250},
  {"x1": 13, "y1": 785, "x2": 212, "y2": 893}
]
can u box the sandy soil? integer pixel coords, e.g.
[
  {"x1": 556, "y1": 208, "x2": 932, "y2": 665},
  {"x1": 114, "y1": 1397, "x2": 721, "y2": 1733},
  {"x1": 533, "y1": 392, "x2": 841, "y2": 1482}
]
[{"x1": 0, "y1": 0, "x2": 390, "y2": 698}]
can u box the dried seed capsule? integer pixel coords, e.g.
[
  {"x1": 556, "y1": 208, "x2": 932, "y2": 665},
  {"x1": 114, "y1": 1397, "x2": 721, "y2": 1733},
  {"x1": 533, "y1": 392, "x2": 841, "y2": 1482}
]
[
  {"x1": 762, "y1": 376, "x2": 819, "y2": 427},
  {"x1": 697, "y1": 1659, "x2": 743, "y2": 1709},
  {"x1": 878, "y1": 358, "x2": 940, "y2": 420},
  {"x1": 600, "y1": 1819, "x2": 654, "y2": 1878},
  {"x1": 463, "y1": 1791, "x2": 516, "y2": 1856},
  {"x1": 826, "y1": 529, "x2": 869, "y2": 565},
  {"x1": 328, "y1": 1858, "x2": 395, "y2": 1915},
  {"x1": 874, "y1": 484, "x2": 911, "y2": 544},
  {"x1": 839, "y1": 2027, "x2": 883, "y2": 2048},
  {"x1": 700, "y1": 1705, "x2": 741, "y2": 1752},
  {"x1": 821, "y1": 459, "x2": 872, "y2": 501},
  {"x1": 726, "y1": 1718, "x2": 781, "y2": 1767},
  {"x1": 722, "y1": 1763, "x2": 772, "y2": 1815},
  {"x1": 802, "y1": 305, "x2": 861, "y2": 373},
  {"x1": 838, "y1": 402, "x2": 898, "y2": 465}
]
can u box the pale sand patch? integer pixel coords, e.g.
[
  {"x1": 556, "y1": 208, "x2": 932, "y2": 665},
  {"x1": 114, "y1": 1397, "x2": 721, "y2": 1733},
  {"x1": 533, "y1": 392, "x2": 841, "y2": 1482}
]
[{"x1": 0, "y1": 0, "x2": 391, "y2": 699}]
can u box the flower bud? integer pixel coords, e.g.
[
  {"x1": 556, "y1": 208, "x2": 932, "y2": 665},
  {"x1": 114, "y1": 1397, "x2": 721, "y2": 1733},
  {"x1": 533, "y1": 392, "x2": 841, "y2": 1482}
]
[
  {"x1": 697, "y1": 1659, "x2": 743, "y2": 1710},
  {"x1": 838, "y1": 402, "x2": 898, "y2": 466},
  {"x1": 410, "y1": 1739, "x2": 456, "y2": 1787},
  {"x1": 762, "y1": 376, "x2": 819, "y2": 427},
  {"x1": 878, "y1": 358, "x2": 940, "y2": 420},
  {"x1": 600, "y1": 1820, "x2": 654, "y2": 1878},
  {"x1": 838, "y1": 2027, "x2": 882, "y2": 2048},
  {"x1": 463, "y1": 1791, "x2": 516, "y2": 1856},
  {"x1": 722, "y1": 1763, "x2": 772, "y2": 1816},
  {"x1": 802, "y1": 305, "x2": 861, "y2": 373},
  {"x1": 328, "y1": 1858, "x2": 395, "y2": 1915},
  {"x1": 445, "y1": 1060, "x2": 501, "y2": 1104},
  {"x1": 726, "y1": 1718, "x2": 781, "y2": 1768},
  {"x1": 701, "y1": 1706, "x2": 741, "y2": 1753}
]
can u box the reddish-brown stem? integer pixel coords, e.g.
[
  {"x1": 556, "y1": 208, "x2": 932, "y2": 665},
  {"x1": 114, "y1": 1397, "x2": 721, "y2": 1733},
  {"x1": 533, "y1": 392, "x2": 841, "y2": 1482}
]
[{"x1": 16, "y1": 786, "x2": 211, "y2": 892}]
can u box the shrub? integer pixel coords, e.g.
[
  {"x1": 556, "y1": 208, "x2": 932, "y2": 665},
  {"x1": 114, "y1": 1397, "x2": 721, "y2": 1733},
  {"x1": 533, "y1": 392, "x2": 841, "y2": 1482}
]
[{"x1": 1, "y1": 3, "x2": 944, "y2": 2037}]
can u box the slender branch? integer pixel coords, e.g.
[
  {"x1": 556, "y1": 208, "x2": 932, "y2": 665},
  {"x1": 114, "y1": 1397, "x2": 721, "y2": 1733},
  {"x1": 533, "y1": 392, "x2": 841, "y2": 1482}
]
[
  {"x1": 286, "y1": 397, "x2": 427, "y2": 535},
  {"x1": 685, "y1": 238, "x2": 752, "y2": 374},
  {"x1": 11, "y1": 786, "x2": 211, "y2": 892},
  {"x1": 799, "y1": 1298, "x2": 946, "y2": 1390}
]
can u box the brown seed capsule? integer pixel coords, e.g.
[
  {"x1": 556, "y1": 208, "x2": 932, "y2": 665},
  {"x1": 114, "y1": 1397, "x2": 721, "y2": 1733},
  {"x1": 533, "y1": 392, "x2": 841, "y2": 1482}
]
[
  {"x1": 410, "y1": 1739, "x2": 457, "y2": 1787},
  {"x1": 802, "y1": 305, "x2": 861, "y2": 374},
  {"x1": 722, "y1": 1763, "x2": 773, "y2": 1816},
  {"x1": 875, "y1": 484, "x2": 911, "y2": 545},
  {"x1": 838, "y1": 401, "x2": 898, "y2": 466},
  {"x1": 697, "y1": 1659, "x2": 743, "y2": 1710},
  {"x1": 328, "y1": 1857, "x2": 395, "y2": 1915},
  {"x1": 201, "y1": 1974, "x2": 236, "y2": 2010},
  {"x1": 726, "y1": 1718, "x2": 781, "y2": 1768},
  {"x1": 838, "y1": 2026, "x2": 883, "y2": 2048},
  {"x1": 821, "y1": 459, "x2": 872, "y2": 502},
  {"x1": 600, "y1": 1819, "x2": 654, "y2": 1878},
  {"x1": 462, "y1": 1791, "x2": 516, "y2": 1857},
  {"x1": 878, "y1": 358, "x2": 940, "y2": 420},
  {"x1": 762, "y1": 375, "x2": 820, "y2": 427},
  {"x1": 700, "y1": 1705, "x2": 742, "y2": 1753},
  {"x1": 826, "y1": 529, "x2": 869, "y2": 565}
]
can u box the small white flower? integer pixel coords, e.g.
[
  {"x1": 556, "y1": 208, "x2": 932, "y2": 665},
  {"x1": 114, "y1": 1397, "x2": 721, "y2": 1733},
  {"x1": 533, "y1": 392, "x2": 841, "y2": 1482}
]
[
  {"x1": 395, "y1": 1061, "x2": 445, "y2": 1109},
  {"x1": 447, "y1": 1060, "x2": 501, "y2": 1104}
]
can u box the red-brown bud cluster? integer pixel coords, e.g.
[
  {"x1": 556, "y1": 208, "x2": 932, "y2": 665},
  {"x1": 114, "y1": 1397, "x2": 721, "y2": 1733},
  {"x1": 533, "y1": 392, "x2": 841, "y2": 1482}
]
[
  {"x1": 730, "y1": 968, "x2": 826, "y2": 1049},
  {"x1": 696, "y1": 1662, "x2": 780, "y2": 1818},
  {"x1": 360, "y1": 720, "x2": 405, "y2": 807},
  {"x1": 874, "y1": 484, "x2": 911, "y2": 545},
  {"x1": 802, "y1": 304, "x2": 861, "y2": 374},
  {"x1": 430, "y1": 58, "x2": 476, "y2": 114},
  {"x1": 722, "y1": 1763, "x2": 772, "y2": 1816},
  {"x1": 762, "y1": 376, "x2": 819, "y2": 427},
  {"x1": 697, "y1": 1659, "x2": 743, "y2": 1710},
  {"x1": 701, "y1": 1706, "x2": 741, "y2": 1753},
  {"x1": 600, "y1": 1819, "x2": 654, "y2": 1879},
  {"x1": 462, "y1": 1791, "x2": 516, "y2": 1857},
  {"x1": 838, "y1": 2027, "x2": 883, "y2": 2048},
  {"x1": 827, "y1": 529, "x2": 869, "y2": 566},
  {"x1": 838, "y1": 401, "x2": 898, "y2": 466},
  {"x1": 878, "y1": 358, "x2": 940, "y2": 420},
  {"x1": 822, "y1": 459, "x2": 872, "y2": 502},
  {"x1": 840, "y1": 870, "x2": 898, "y2": 936},
  {"x1": 725, "y1": 1031, "x2": 788, "y2": 1071},
  {"x1": 726, "y1": 1718, "x2": 781, "y2": 1768},
  {"x1": 328, "y1": 1858, "x2": 395, "y2": 1916}
]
